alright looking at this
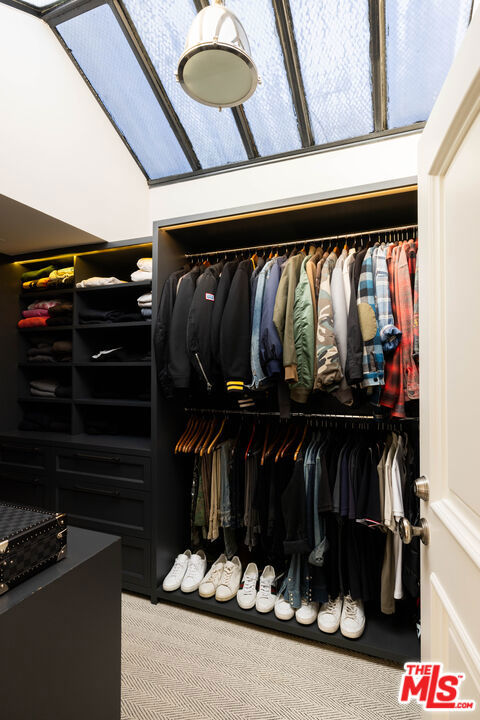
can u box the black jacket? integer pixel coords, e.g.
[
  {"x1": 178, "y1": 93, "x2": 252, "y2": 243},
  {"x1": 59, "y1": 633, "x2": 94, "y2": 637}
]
[
  {"x1": 220, "y1": 259, "x2": 253, "y2": 391},
  {"x1": 210, "y1": 259, "x2": 238, "y2": 379},
  {"x1": 345, "y1": 248, "x2": 367, "y2": 385},
  {"x1": 154, "y1": 269, "x2": 185, "y2": 397},
  {"x1": 168, "y1": 266, "x2": 201, "y2": 389},
  {"x1": 186, "y1": 262, "x2": 223, "y2": 390}
]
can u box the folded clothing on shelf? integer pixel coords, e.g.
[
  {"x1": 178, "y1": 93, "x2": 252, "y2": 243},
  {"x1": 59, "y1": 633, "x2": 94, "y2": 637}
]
[
  {"x1": 29, "y1": 378, "x2": 72, "y2": 398},
  {"x1": 18, "y1": 317, "x2": 48, "y2": 329},
  {"x1": 47, "y1": 267, "x2": 74, "y2": 288},
  {"x1": 76, "y1": 276, "x2": 127, "y2": 288},
  {"x1": 45, "y1": 302, "x2": 73, "y2": 326},
  {"x1": 21, "y1": 265, "x2": 57, "y2": 282},
  {"x1": 137, "y1": 292, "x2": 152, "y2": 308},
  {"x1": 90, "y1": 346, "x2": 151, "y2": 362},
  {"x1": 27, "y1": 299, "x2": 62, "y2": 310},
  {"x1": 22, "y1": 278, "x2": 49, "y2": 291},
  {"x1": 131, "y1": 269, "x2": 152, "y2": 283},
  {"x1": 19, "y1": 410, "x2": 69, "y2": 432},
  {"x1": 26, "y1": 339, "x2": 72, "y2": 363},
  {"x1": 79, "y1": 308, "x2": 144, "y2": 324},
  {"x1": 137, "y1": 258, "x2": 152, "y2": 273},
  {"x1": 22, "y1": 309, "x2": 50, "y2": 318},
  {"x1": 141, "y1": 308, "x2": 152, "y2": 319}
]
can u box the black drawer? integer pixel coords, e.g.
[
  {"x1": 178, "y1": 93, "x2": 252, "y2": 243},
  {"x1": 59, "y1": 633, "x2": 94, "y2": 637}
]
[
  {"x1": 55, "y1": 449, "x2": 150, "y2": 490},
  {"x1": 55, "y1": 479, "x2": 150, "y2": 538},
  {"x1": 121, "y1": 537, "x2": 151, "y2": 591},
  {"x1": 0, "y1": 471, "x2": 50, "y2": 509},
  {"x1": 0, "y1": 441, "x2": 47, "y2": 470}
]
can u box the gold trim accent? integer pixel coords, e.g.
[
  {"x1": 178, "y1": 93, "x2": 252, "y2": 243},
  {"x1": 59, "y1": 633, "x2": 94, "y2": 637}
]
[
  {"x1": 160, "y1": 185, "x2": 417, "y2": 232},
  {"x1": 15, "y1": 243, "x2": 152, "y2": 265}
]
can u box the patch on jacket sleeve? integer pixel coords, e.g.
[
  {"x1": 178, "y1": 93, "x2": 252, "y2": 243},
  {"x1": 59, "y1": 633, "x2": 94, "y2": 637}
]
[
  {"x1": 357, "y1": 302, "x2": 377, "y2": 341},
  {"x1": 205, "y1": 293, "x2": 215, "y2": 301}
]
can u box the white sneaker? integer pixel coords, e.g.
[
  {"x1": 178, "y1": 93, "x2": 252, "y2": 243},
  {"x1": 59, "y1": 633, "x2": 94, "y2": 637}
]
[
  {"x1": 215, "y1": 556, "x2": 242, "y2": 602},
  {"x1": 236, "y1": 562, "x2": 258, "y2": 609},
  {"x1": 274, "y1": 593, "x2": 295, "y2": 621},
  {"x1": 181, "y1": 550, "x2": 207, "y2": 593},
  {"x1": 255, "y1": 566, "x2": 277, "y2": 614},
  {"x1": 317, "y1": 595, "x2": 343, "y2": 633},
  {"x1": 340, "y1": 594, "x2": 366, "y2": 639},
  {"x1": 162, "y1": 549, "x2": 191, "y2": 592},
  {"x1": 295, "y1": 599, "x2": 319, "y2": 625},
  {"x1": 199, "y1": 554, "x2": 226, "y2": 598}
]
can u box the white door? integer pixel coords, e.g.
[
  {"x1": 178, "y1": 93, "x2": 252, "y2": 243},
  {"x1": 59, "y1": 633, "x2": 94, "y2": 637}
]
[{"x1": 418, "y1": 5, "x2": 480, "y2": 716}]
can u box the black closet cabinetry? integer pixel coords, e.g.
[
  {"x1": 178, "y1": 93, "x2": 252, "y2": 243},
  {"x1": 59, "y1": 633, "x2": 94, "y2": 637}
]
[{"x1": 0, "y1": 240, "x2": 155, "y2": 597}]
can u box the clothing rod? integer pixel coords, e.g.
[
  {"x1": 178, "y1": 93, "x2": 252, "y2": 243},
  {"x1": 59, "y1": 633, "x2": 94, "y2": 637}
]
[
  {"x1": 183, "y1": 223, "x2": 418, "y2": 259},
  {"x1": 183, "y1": 408, "x2": 419, "y2": 422}
]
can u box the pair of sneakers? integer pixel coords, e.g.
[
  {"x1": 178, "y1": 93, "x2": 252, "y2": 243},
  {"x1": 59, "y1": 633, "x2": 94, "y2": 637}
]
[
  {"x1": 236, "y1": 563, "x2": 278, "y2": 613},
  {"x1": 199, "y1": 554, "x2": 242, "y2": 602},
  {"x1": 274, "y1": 595, "x2": 319, "y2": 625},
  {"x1": 318, "y1": 595, "x2": 366, "y2": 639},
  {"x1": 162, "y1": 549, "x2": 207, "y2": 593}
]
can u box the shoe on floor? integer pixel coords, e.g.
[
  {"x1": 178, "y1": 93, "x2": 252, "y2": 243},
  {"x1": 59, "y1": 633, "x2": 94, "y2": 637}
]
[
  {"x1": 215, "y1": 556, "x2": 242, "y2": 602},
  {"x1": 317, "y1": 595, "x2": 343, "y2": 634},
  {"x1": 199, "y1": 554, "x2": 226, "y2": 598},
  {"x1": 340, "y1": 594, "x2": 365, "y2": 639},
  {"x1": 237, "y1": 562, "x2": 258, "y2": 609},
  {"x1": 162, "y1": 549, "x2": 191, "y2": 592},
  {"x1": 255, "y1": 565, "x2": 277, "y2": 614},
  {"x1": 295, "y1": 599, "x2": 319, "y2": 625},
  {"x1": 181, "y1": 550, "x2": 207, "y2": 593},
  {"x1": 274, "y1": 593, "x2": 295, "y2": 621}
]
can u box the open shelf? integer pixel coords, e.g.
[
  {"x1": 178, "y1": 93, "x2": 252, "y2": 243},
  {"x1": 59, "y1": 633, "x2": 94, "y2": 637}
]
[
  {"x1": 157, "y1": 588, "x2": 420, "y2": 665},
  {"x1": 19, "y1": 287, "x2": 74, "y2": 299},
  {"x1": 19, "y1": 397, "x2": 72, "y2": 404},
  {"x1": 0, "y1": 429, "x2": 151, "y2": 454},
  {"x1": 19, "y1": 362, "x2": 73, "y2": 368},
  {"x1": 18, "y1": 325, "x2": 73, "y2": 332},
  {"x1": 75, "y1": 280, "x2": 151, "y2": 293},
  {"x1": 75, "y1": 321, "x2": 151, "y2": 329},
  {"x1": 75, "y1": 399, "x2": 151, "y2": 407}
]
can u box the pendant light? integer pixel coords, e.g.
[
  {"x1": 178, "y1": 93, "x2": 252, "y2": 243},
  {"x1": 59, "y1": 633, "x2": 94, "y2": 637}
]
[{"x1": 176, "y1": 0, "x2": 259, "y2": 109}]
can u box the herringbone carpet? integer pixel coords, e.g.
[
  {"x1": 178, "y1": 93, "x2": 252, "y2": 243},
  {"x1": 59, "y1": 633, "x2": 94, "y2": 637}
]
[{"x1": 122, "y1": 593, "x2": 420, "y2": 720}]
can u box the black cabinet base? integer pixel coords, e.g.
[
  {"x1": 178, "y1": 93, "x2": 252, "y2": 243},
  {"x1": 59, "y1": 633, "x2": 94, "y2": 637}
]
[{"x1": 157, "y1": 587, "x2": 419, "y2": 665}]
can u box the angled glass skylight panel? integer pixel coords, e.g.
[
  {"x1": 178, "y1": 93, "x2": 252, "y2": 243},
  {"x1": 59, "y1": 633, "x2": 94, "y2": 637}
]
[
  {"x1": 122, "y1": 0, "x2": 247, "y2": 168},
  {"x1": 225, "y1": 0, "x2": 301, "y2": 155},
  {"x1": 22, "y1": 1, "x2": 66, "y2": 5},
  {"x1": 385, "y1": 0, "x2": 471, "y2": 128},
  {"x1": 289, "y1": 0, "x2": 373, "y2": 144},
  {"x1": 57, "y1": 4, "x2": 191, "y2": 179}
]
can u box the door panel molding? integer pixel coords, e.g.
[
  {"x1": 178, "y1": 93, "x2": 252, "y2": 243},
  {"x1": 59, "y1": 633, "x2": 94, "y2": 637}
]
[{"x1": 432, "y1": 498, "x2": 480, "y2": 571}]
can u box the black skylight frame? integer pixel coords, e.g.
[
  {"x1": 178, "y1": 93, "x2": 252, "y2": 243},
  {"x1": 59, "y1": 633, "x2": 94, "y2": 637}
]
[{"x1": 2, "y1": 0, "x2": 474, "y2": 185}]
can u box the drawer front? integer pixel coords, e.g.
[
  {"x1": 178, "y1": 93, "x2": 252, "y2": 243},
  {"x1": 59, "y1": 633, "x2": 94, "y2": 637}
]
[
  {"x1": 0, "y1": 441, "x2": 47, "y2": 470},
  {"x1": 55, "y1": 449, "x2": 150, "y2": 490},
  {"x1": 55, "y1": 480, "x2": 150, "y2": 538},
  {"x1": 0, "y1": 471, "x2": 50, "y2": 510},
  {"x1": 121, "y1": 537, "x2": 151, "y2": 591}
]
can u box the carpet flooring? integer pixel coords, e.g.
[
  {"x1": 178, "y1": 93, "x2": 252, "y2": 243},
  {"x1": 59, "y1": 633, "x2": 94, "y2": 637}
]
[{"x1": 122, "y1": 593, "x2": 420, "y2": 720}]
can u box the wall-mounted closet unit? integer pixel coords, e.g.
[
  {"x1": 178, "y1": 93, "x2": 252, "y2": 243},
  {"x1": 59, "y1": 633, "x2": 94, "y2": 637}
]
[
  {"x1": 152, "y1": 181, "x2": 421, "y2": 664},
  {"x1": 0, "y1": 240, "x2": 156, "y2": 597}
]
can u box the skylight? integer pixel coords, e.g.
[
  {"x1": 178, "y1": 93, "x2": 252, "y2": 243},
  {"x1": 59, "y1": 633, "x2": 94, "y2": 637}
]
[{"x1": 11, "y1": 0, "x2": 471, "y2": 182}]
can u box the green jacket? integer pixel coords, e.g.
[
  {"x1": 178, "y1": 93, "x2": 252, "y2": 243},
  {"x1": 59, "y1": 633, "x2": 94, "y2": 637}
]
[
  {"x1": 273, "y1": 252, "x2": 305, "y2": 382},
  {"x1": 291, "y1": 255, "x2": 315, "y2": 403}
]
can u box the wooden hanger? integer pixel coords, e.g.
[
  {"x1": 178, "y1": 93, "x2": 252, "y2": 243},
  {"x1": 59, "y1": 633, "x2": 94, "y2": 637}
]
[
  {"x1": 186, "y1": 418, "x2": 206, "y2": 453},
  {"x1": 281, "y1": 425, "x2": 300, "y2": 459},
  {"x1": 196, "y1": 419, "x2": 214, "y2": 454},
  {"x1": 260, "y1": 423, "x2": 270, "y2": 466},
  {"x1": 180, "y1": 416, "x2": 199, "y2": 453},
  {"x1": 200, "y1": 418, "x2": 217, "y2": 456},
  {"x1": 294, "y1": 423, "x2": 308, "y2": 461},
  {"x1": 175, "y1": 417, "x2": 193, "y2": 454},
  {"x1": 244, "y1": 422, "x2": 256, "y2": 461},
  {"x1": 207, "y1": 417, "x2": 226, "y2": 455},
  {"x1": 275, "y1": 424, "x2": 293, "y2": 463}
]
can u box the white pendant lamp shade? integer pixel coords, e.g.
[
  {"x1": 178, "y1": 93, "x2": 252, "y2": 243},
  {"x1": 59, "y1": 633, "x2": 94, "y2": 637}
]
[{"x1": 176, "y1": 0, "x2": 259, "y2": 109}]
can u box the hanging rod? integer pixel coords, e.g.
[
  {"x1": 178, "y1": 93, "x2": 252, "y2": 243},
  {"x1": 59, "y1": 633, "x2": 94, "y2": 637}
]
[
  {"x1": 184, "y1": 407, "x2": 419, "y2": 422},
  {"x1": 183, "y1": 223, "x2": 418, "y2": 259}
]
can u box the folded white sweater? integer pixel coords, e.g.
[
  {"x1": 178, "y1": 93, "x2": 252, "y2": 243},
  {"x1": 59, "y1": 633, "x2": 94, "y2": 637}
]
[
  {"x1": 131, "y1": 269, "x2": 152, "y2": 283},
  {"x1": 76, "y1": 277, "x2": 126, "y2": 288},
  {"x1": 137, "y1": 258, "x2": 152, "y2": 272},
  {"x1": 137, "y1": 292, "x2": 152, "y2": 308}
]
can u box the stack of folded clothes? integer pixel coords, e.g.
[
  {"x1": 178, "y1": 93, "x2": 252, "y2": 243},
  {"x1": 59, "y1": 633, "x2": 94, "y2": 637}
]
[
  {"x1": 27, "y1": 339, "x2": 72, "y2": 363},
  {"x1": 76, "y1": 276, "x2": 126, "y2": 288},
  {"x1": 131, "y1": 258, "x2": 152, "y2": 283},
  {"x1": 137, "y1": 292, "x2": 152, "y2": 319},
  {"x1": 19, "y1": 410, "x2": 69, "y2": 432},
  {"x1": 21, "y1": 266, "x2": 74, "y2": 291},
  {"x1": 79, "y1": 308, "x2": 143, "y2": 324},
  {"x1": 18, "y1": 299, "x2": 72, "y2": 328},
  {"x1": 91, "y1": 346, "x2": 151, "y2": 362},
  {"x1": 29, "y1": 378, "x2": 72, "y2": 398}
]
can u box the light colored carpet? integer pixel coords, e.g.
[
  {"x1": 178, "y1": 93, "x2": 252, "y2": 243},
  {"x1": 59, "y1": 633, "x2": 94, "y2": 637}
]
[{"x1": 121, "y1": 593, "x2": 420, "y2": 720}]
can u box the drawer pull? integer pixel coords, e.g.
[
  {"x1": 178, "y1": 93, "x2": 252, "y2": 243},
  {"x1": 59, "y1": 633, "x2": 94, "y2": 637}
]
[
  {"x1": 72, "y1": 453, "x2": 121, "y2": 464},
  {"x1": 73, "y1": 484, "x2": 121, "y2": 498}
]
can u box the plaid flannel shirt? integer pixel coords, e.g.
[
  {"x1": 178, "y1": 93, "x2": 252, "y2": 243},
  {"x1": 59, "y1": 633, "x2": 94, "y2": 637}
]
[
  {"x1": 374, "y1": 245, "x2": 401, "y2": 354},
  {"x1": 381, "y1": 246, "x2": 403, "y2": 415},
  {"x1": 357, "y1": 248, "x2": 384, "y2": 389}
]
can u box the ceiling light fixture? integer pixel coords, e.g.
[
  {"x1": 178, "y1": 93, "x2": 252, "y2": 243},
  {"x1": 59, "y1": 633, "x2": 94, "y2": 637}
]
[{"x1": 176, "y1": 0, "x2": 259, "y2": 109}]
